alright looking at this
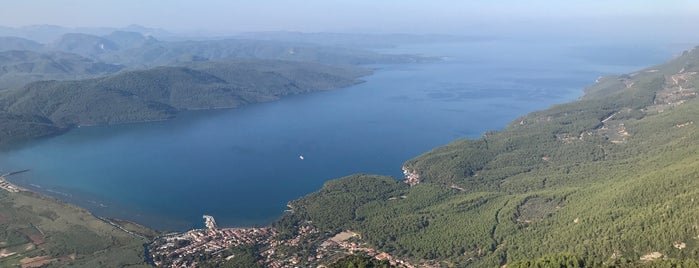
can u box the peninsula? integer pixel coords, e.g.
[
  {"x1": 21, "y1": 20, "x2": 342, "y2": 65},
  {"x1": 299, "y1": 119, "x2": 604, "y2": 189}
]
[{"x1": 0, "y1": 59, "x2": 371, "y2": 146}]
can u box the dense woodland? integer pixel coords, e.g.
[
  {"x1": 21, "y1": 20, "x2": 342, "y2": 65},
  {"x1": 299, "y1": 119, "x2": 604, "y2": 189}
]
[
  {"x1": 273, "y1": 46, "x2": 699, "y2": 267},
  {"x1": 328, "y1": 254, "x2": 395, "y2": 268}
]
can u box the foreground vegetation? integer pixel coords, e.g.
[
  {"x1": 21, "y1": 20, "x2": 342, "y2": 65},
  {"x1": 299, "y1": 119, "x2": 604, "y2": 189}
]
[
  {"x1": 0, "y1": 190, "x2": 152, "y2": 267},
  {"x1": 272, "y1": 46, "x2": 699, "y2": 267}
]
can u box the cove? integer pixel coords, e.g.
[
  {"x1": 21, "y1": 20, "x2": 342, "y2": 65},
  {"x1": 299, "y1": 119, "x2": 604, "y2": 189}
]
[{"x1": 0, "y1": 38, "x2": 678, "y2": 231}]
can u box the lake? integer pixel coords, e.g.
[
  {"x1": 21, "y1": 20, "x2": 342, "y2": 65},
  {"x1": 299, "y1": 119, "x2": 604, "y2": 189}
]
[{"x1": 0, "y1": 38, "x2": 680, "y2": 231}]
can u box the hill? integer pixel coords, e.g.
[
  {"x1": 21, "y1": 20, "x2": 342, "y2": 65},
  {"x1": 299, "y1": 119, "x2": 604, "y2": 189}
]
[
  {"x1": 0, "y1": 30, "x2": 433, "y2": 68},
  {"x1": 235, "y1": 31, "x2": 492, "y2": 49},
  {"x1": 103, "y1": 31, "x2": 157, "y2": 50},
  {"x1": 0, "y1": 59, "x2": 369, "y2": 146},
  {"x1": 0, "y1": 24, "x2": 172, "y2": 43},
  {"x1": 48, "y1": 33, "x2": 120, "y2": 58},
  {"x1": 0, "y1": 31, "x2": 421, "y2": 90},
  {"x1": 0, "y1": 36, "x2": 43, "y2": 52},
  {"x1": 262, "y1": 46, "x2": 699, "y2": 267},
  {"x1": 97, "y1": 37, "x2": 432, "y2": 68},
  {"x1": 0, "y1": 50, "x2": 123, "y2": 90}
]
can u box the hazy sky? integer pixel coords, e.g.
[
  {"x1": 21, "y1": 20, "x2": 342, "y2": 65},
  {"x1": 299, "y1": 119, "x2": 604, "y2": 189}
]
[{"x1": 1, "y1": 0, "x2": 699, "y2": 37}]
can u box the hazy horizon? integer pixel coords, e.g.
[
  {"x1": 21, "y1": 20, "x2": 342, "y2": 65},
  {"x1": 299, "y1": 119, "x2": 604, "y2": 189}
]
[{"x1": 1, "y1": 0, "x2": 699, "y2": 42}]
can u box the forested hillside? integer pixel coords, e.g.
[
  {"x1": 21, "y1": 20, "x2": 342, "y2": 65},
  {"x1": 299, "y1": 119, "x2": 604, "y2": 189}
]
[
  {"x1": 0, "y1": 59, "x2": 369, "y2": 146},
  {"x1": 275, "y1": 46, "x2": 699, "y2": 267}
]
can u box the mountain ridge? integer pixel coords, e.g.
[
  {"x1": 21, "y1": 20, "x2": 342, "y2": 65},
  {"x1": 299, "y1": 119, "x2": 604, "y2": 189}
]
[
  {"x1": 0, "y1": 59, "x2": 370, "y2": 146},
  {"x1": 0, "y1": 50, "x2": 123, "y2": 90},
  {"x1": 0, "y1": 30, "x2": 432, "y2": 90}
]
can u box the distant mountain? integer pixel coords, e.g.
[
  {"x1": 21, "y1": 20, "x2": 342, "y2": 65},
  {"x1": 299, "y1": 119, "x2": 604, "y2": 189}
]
[
  {"x1": 119, "y1": 24, "x2": 173, "y2": 39},
  {"x1": 0, "y1": 50, "x2": 123, "y2": 90},
  {"x1": 48, "y1": 33, "x2": 120, "y2": 57},
  {"x1": 236, "y1": 31, "x2": 494, "y2": 48},
  {"x1": 0, "y1": 29, "x2": 429, "y2": 95},
  {"x1": 43, "y1": 32, "x2": 434, "y2": 67},
  {"x1": 0, "y1": 59, "x2": 369, "y2": 145},
  {"x1": 0, "y1": 24, "x2": 68, "y2": 43},
  {"x1": 0, "y1": 24, "x2": 173, "y2": 43},
  {"x1": 0, "y1": 36, "x2": 43, "y2": 52},
  {"x1": 99, "y1": 38, "x2": 433, "y2": 68},
  {"x1": 104, "y1": 30, "x2": 157, "y2": 49},
  {"x1": 0, "y1": 27, "x2": 436, "y2": 68}
]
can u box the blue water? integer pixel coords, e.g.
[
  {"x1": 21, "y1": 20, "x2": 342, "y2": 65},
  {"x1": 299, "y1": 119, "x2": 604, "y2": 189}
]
[{"x1": 0, "y1": 39, "x2": 680, "y2": 231}]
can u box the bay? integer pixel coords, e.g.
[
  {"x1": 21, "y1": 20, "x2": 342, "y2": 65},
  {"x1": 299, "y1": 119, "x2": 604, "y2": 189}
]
[{"x1": 0, "y1": 38, "x2": 679, "y2": 230}]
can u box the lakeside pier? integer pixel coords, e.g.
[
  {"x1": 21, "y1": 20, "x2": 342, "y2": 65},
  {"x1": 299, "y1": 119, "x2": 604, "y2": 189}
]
[
  {"x1": 1, "y1": 169, "x2": 30, "y2": 177},
  {"x1": 203, "y1": 215, "x2": 218, "y2": 229}
]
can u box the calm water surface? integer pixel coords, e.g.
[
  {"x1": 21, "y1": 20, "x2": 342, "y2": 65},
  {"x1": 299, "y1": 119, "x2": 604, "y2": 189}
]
[{"x1": 0, "y1": 39, "x2": 679, "y2": 230}]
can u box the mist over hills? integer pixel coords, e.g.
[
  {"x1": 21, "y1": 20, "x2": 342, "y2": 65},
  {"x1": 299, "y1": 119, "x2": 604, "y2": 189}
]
[
  {"x1": 96, "y1": 37, "x2": 431, "y2": 68},
  {"x1": 0, "y1": 26, "x2": 438, "y2": 66},
  {"x1": 0, "y1": 50, "x2": 123, "y2": 90},
  {"x1": 234, "y1": 31, "x2": 492, "y2": 49},
  {"x1": 0, "y1": 36, "x2": 43, "y2": 51},
  {"x1": 0, "y1": 24, "x2": 172, "y2": 43},
  {"x1": 0, "y1": 27, "x2": 433, "y2": 91}
]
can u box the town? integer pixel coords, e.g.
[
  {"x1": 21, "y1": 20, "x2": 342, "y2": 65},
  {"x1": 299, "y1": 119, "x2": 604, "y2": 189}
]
[
  {"x1": 149, "y1": 215, "x2": 417, "y2": 267},
  {"x1": 149, "y1": 220, "x2": 276, "y2": 267}
]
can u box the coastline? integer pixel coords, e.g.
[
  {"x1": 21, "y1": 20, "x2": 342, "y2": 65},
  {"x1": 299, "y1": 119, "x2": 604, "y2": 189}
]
[{"x1": 0, "y1": 178, "x2": 155, "y2": 238}]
